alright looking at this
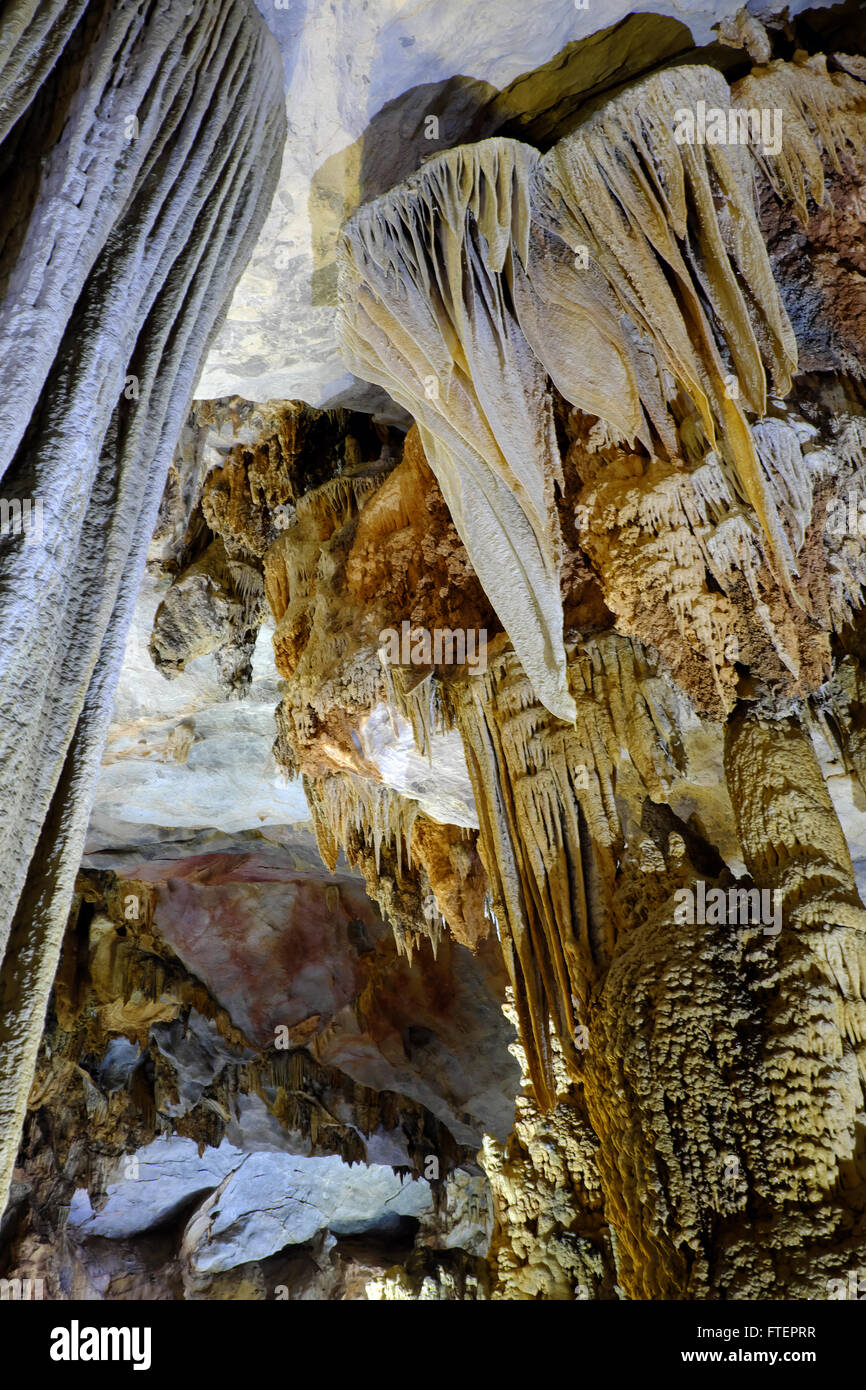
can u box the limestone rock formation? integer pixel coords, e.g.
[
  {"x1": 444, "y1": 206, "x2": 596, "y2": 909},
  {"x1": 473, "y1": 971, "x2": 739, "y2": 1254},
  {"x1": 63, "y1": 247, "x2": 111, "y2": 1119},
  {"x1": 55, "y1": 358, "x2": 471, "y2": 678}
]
[
  {"x1": 0, "y1": 0, "x2": 286, "y2": 1214},
  {"x1": 330, "y1": 40, "x2": 866, "y2": 1296},
  {"x1": 4, "y1": 0, "x2": 866, "y2": 1308},
  {"x1": 199, "y1": 0, "x2": 829, "y2": 408}
]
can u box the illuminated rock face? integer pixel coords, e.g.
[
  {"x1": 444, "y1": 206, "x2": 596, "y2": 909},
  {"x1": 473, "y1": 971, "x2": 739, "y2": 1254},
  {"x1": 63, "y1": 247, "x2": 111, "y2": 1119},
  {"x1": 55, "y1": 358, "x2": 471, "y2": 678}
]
[
  {"x1": 0, "y1": 0, "x2": 286, "y2": 1211},
  {"x1": 5, "y1": 6, "x2": 866, "y2": 1303}
]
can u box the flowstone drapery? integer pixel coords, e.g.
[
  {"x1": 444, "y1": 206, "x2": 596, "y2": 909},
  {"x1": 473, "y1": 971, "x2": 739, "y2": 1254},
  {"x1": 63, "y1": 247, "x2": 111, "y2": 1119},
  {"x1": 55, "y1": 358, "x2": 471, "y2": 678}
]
[{"x1": 0, "y1": 0, "x2": 285, "y2": 1210}]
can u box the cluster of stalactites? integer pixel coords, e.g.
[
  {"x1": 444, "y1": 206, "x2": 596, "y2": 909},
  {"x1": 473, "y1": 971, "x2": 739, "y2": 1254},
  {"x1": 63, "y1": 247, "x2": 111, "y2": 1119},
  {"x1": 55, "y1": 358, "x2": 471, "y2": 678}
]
[
  {"x1": 265, "y1": 469, "x2": 392, "y2": 620},
  {"x1": 294, "y1": 471, "x2": 387, "y2": 530},
  {"x1": 306, "y1": 770, "x2": 420, "y2": 882},
  {"x1": 380, "y1": 666, "x2": 453, "y2": 762},
  {"x1": 305, "y1": 771, "x2": 454, "y2": 960},
  {"x1": 735, "y1": 53, "x2": 866, "y2": 221},
  {"x1": 572, "y1": 402, "x2": 866, "y2": 716},
  {"x1": 444, "y1": 632, "x2": 693, "y2": 1103},
  {"x1": 338, "y1": 139, "x2": 573, "y2": 726},
  {"x1": 338, "y1": 58, "x2": 866, "y2": 725},
  {"x1": 536, "y1": 65, "x2": 801, "y2": 597}
]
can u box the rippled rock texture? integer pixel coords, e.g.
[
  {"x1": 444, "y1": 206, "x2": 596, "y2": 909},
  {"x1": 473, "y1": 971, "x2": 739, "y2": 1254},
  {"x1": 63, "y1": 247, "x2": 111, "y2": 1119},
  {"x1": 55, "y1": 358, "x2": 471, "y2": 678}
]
[{"x1": 0, "y1": 0, "x2": 286, "y2": 1210}]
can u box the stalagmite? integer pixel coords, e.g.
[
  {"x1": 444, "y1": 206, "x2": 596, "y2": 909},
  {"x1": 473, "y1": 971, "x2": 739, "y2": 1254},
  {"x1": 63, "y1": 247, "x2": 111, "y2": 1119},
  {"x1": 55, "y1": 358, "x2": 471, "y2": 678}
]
[{"x1": 480, "y1": 995, "x2": 615, "y2": 1299}]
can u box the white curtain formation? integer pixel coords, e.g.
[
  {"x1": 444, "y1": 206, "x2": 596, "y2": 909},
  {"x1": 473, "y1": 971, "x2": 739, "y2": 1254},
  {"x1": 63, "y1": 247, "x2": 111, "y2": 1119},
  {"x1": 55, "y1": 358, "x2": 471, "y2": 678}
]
[{"x1": 338, "y1": 59, "x2": 863, "y2": 725}]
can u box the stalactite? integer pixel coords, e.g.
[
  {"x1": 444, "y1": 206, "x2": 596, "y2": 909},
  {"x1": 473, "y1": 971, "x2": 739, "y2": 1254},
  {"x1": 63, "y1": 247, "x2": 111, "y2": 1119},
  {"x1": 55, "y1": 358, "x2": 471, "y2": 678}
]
[
  {"x1": 566, "y1": 390, "x2": 866, "y2": 717},
  {"x1": 734, "y1": 54, "x2": 866, "y2": 223},
  {"x1": 444, "y1": 634, "x2": 699, "y2": 1104},
  {"x1": 306, "y1": 771, "x2": 421, "y2": 880},
  {"x1": 338, "y1": 139, "x2": 576, "y2": 725},
  {"x1": 305, "y1": 771, "x2": 464, "y2": 960},
  {"x1": 387, "y1": 667, "x2": 450, "y2": 761},
  {"x1": 534, "y1": 65, "x2": 800, "y2": 598},
  {"x1": 334, "y1": 62, "x2": 866, "y2": 733}
]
